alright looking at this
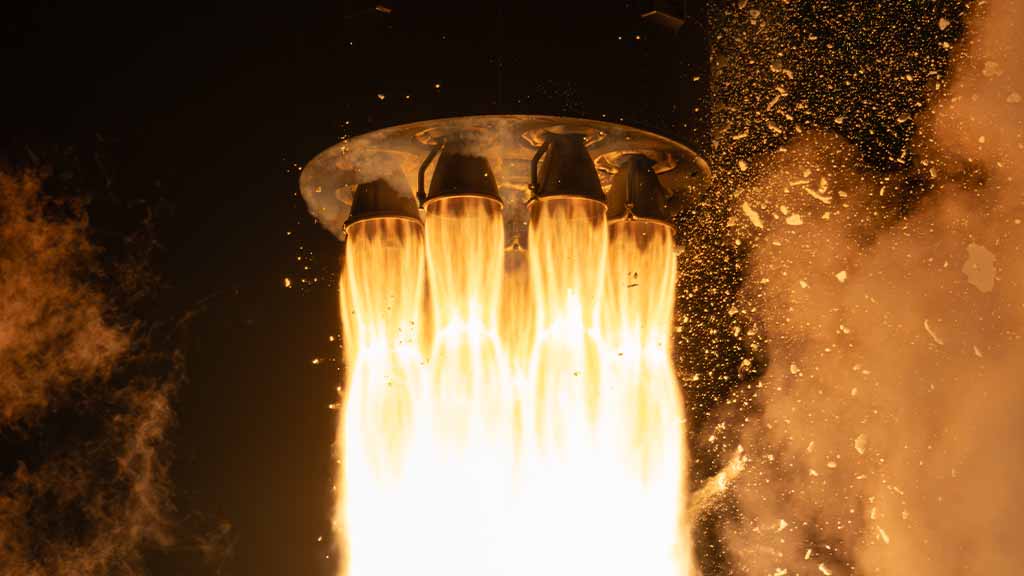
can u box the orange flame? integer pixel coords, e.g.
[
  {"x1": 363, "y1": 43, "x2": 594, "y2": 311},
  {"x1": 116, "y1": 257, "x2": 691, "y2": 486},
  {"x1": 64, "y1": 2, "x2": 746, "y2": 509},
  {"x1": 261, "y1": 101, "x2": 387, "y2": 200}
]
[{"x1": 337, "y1": 196, "x2": 690, "y2": 575}]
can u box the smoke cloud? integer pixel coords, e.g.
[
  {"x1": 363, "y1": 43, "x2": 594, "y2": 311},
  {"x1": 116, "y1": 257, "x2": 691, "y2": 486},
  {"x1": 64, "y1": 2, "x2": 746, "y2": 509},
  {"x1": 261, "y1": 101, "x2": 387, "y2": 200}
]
[
  {"x1": 0, "y1": 170, "x2": 176, "y2": 575},
  {"x1": 718, "y1": 0, "x2": 1023, "y2": 573}
]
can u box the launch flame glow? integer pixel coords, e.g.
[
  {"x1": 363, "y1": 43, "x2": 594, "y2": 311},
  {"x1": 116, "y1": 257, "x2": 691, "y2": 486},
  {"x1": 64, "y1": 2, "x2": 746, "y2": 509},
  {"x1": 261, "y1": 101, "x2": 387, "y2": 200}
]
[{"x1": 300, "y1": 116, "x2": 710, "y2": 576}]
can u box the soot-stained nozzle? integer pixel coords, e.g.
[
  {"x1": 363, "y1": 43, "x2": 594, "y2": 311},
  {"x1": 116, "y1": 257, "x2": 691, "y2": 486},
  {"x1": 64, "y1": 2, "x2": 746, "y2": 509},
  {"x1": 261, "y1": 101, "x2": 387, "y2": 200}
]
[
  {"x1": 346, "y1": 172, "x2": 420, "y2": 227},
  {"x1": 534, "y1": 133, "x2": 604, "y2": 202},
  {"x1": 606, "y1": 154, "x2": 682, "y2": 223},
  {"x1": 425, "y1": 142, "x2": 501, "y2": 205}
]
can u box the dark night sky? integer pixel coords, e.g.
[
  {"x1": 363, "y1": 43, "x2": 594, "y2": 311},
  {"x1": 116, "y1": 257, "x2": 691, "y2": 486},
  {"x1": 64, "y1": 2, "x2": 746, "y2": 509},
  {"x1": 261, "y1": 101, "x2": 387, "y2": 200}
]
[{"x1": 1, "y1": 2, "x2": 707, "y2": 574}]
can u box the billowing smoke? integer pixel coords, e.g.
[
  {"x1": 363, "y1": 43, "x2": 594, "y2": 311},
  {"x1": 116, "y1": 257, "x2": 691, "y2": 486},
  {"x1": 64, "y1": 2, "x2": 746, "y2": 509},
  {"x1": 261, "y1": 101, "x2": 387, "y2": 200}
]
[
  {"x1": 0, "y1": 170, "x2": 176, "y2": 575},
  {"x1": 716, "y1": 0, "x2": 1023, "y2": 573}
]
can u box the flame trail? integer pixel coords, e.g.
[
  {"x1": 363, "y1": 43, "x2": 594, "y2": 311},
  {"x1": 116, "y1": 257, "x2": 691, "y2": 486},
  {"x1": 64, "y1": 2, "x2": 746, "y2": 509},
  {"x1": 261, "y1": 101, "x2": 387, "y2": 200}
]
[{"x1": 337, "y1": 196, "x2": 690, "y2": 575}]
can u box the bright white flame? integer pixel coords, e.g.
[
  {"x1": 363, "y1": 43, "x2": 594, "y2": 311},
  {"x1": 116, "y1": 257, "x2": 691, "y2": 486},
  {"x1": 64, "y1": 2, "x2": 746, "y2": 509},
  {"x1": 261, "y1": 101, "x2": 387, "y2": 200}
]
[{"x1": 338, "y1": 196, "x2": 691, "y2": 576}]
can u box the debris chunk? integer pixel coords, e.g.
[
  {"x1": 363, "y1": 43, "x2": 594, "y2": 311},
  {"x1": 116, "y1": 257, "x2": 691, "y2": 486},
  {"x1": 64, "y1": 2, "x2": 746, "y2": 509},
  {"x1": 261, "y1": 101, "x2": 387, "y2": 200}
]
[
  {"x1": 962, "y1": 243, "x2": 996, "y2": 292},
  {"x1": 854, "y1": 434, "x2": 867, "y2": 455},
  {"x1": 741, "y1": 202, "x2": 764, "y2": 228}
]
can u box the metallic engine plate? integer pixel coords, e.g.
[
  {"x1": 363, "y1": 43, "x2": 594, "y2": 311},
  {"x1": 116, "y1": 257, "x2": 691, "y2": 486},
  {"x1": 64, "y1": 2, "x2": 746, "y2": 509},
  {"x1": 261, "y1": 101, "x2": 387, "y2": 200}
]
[{"x1": 299, "y1": 115, "x2": 710, "y2": 240}]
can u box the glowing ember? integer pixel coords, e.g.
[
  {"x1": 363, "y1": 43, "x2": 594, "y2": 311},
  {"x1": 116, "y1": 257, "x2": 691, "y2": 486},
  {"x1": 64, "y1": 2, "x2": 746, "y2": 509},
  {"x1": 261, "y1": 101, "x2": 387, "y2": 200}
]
[{"x1": 337, "y1": 194, "x2": 691, "y2": 575}]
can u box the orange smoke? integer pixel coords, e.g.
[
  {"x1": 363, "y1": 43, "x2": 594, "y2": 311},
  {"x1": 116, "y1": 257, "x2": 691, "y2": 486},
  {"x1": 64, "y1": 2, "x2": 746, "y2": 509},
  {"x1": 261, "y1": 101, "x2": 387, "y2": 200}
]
[
  {"x1": 0, "y1": 170, "x2": 175, "y2": 576},
  {"x1": 719, "y1": 1, "x2": 1024, "y2": 574}
]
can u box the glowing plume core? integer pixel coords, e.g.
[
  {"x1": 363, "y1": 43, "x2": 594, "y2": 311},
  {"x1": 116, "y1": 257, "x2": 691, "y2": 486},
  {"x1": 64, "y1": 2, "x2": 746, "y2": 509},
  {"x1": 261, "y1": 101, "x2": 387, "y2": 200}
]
[{"x1": 337, "y1": 196, "x2": 690, "y2": 576}]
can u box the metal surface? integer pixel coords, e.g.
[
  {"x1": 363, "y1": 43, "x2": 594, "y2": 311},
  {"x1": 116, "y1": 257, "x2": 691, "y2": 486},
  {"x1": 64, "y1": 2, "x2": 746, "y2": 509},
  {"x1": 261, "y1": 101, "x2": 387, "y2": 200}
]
[{"x1": 299, "y1": 115, "x2": 710, "y2": 240}]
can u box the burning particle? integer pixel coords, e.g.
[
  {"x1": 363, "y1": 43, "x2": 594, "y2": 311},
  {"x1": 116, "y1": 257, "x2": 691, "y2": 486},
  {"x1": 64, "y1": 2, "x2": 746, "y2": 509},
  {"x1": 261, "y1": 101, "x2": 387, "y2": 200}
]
[
  {"x1": 973, "y1": 345, "x2": 984, "y2": 358},
  {"x1": 741, "y1": 202, "x2": 764, "y2": 228},
  {"x1": 938, "y1": 17, "x2": 951, "y2": 30},
  {"x1": 826, "y1": 461, "x2": 838, "y2": 469},
  {"x1": 923, "y1": 319, "x2": 945, "y2": 345},
  {"x1": 1008, "y1": 92, "x2": 1022, "y2": 103},
  {"x1": 283, "y1": 277, "x2": 292, "y2": 288},
  {"x1": 434, "y1": 83, "x2": 441, "y2": 89},
  {"x1": 818, "y1": 563, "x2": 833, "y2": 575},
  {"x1": 377, "y1": 93, "x2": 386, "y2": 101},
  {"x1": 878, "y1": 526, "x2": 891, "y2": 544},
  {"x1": 784, "y1": 213, "x2": 803, "y2": 226},
  {"x1": 776, "y1": 519, "x2": 788, "y2": 532},
  {"x1": 835, "y1": 270, "x2": 848, "y2": 283},
  {"x1": 312, "y1": 358, "x2": 321, "y2": 365},
  {"x1": 789, "y1": 363, "x2": 801, "y2": 375},
  {"x1": 799, "y1": 279, "x2": 809, "y2": 288},
  {"x1": 855, "y1": 434, "x2": 868, "y2": 455},
  {"x1": 738, "y1": 159, "x2": 749, "y2": 171}
]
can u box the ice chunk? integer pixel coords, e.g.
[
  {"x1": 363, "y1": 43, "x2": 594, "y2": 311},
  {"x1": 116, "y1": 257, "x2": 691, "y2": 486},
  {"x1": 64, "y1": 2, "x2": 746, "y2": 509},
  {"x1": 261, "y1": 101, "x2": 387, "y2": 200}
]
[
  {"x1": 962, "y1": 242, "x2": 995, "y2": 292},
  {"x1": 741, "y1": 202, "x2": 764, "y2": 228},
  {"x1": 855, "y1": 434, "x2": 867, "y2": 454}
]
